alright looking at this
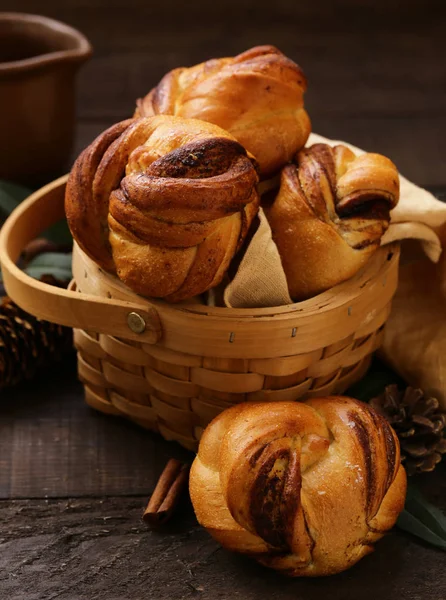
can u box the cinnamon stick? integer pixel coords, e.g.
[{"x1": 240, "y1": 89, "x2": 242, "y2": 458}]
[{"x1": 143, "y1": 459, "x2": 190, "y2": 527}]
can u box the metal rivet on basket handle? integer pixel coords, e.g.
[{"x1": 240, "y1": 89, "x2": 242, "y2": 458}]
[
  {"x1": 128, "y1": 311, "x2": 146, "y2": 334},
  {"x1": 127, "y1": 308, "x2": 162, "y2": 343}
]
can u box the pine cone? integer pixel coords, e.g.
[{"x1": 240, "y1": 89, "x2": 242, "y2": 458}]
[
  {"x1": 0, "y1": 297, "x2": 73, "y2": 390},
  {"x1": 370, "y1": 385, "x2": 446, "y2": 475}
]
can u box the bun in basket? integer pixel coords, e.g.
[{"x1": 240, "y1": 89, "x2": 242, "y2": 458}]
[
  {"x1": 135, "y1": 45, "x2": 311, "y2": 178},
  {"x1": 265, "y1": 143, "x2": 399, "y2": 300},
  {"x1": 65, "y1": 116, "x2": 260, "y2": 302},
  {"x1": 189, "y1": 397, "x2": 406, "y2": 577}
]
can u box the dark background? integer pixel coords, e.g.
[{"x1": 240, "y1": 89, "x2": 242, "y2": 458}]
[
  {"x1": 1, "y1": 1, "x2": 446, "y2": 599},
  {"x1": 2, "y1": 0, "x2": 445, "y2": 186}
]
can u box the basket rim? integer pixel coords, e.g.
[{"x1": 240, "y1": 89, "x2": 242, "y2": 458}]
[
  {"x1": 74, "y1": 240, "x2": 400, "y2": 320},
  {"x1": 0, "y1": 175, "x2": 401, "y2": 358}
]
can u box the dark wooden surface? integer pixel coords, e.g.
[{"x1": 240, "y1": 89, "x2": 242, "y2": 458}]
[
  {"x1": 1, "y1": 0, "x2": 446, "y2": 598},
  {"x1": 1, "y1": 361, "x2": 446, "y2": 599},
  {"x1": 2, "y1": 0, "x2": 446, "y2": 185},
  {"x1": 0, "y1": 490, "x2": 445, "y2": 600}
]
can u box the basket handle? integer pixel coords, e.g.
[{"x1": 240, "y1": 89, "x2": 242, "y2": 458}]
[{"x1": 0, "y1": 175, "x2": 162, "y2": 343}]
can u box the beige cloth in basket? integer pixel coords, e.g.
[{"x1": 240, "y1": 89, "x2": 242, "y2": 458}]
[{"x1": 224, "y1": 132, "x2": 446, "y2": 406}]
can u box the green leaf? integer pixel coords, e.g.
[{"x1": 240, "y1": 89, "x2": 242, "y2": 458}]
[
  {"x1": 0, "y1": 252, "x2": 72, "y2": 284},
  {"x1": 0, "y1": 179, "x2": 72, "y2": 244},
  {"x1": 26, "y1": 252, "x2": 72, "y2": 270},
  {"x1": 403, "y1": 483, "x2": 446, "y2": 538},
  {"x1": 0, "y1": 180, "x2": 32, "y2": 216},
  {"x1": 24, "y1": 252, "x2": 72, "y2": 282},
  {"x1": 346, "y1": 357, "x2": 406, "y2": 402},
  {"x1": 25, "y1": 265, "x2": 73, "y2": 281},
  {"x1": 398, "y1": 510, "x2": 446, "y2": 550},
  {"x1": 397, "y1": 482, "x2": 446, "y2": 550},
  {"x1": 42, "y1": 219, "x2": 73, "y2": 245}
]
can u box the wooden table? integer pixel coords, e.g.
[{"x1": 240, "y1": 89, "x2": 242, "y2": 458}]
[
  {"x1": 1, "y1": 359, "x2": 446, "y2": 600},
  {"x1": 1, "y1": 1, "x2": 446, "y2": 598}
]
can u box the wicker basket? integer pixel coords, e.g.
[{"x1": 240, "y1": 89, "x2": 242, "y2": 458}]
[{"x1": 0, "y1": 176, "x2": 400, "y2": 451}]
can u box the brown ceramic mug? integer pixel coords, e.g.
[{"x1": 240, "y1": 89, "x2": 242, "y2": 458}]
[{"x1": 0, "y1": 13, "x2": 92, "y2": 184}]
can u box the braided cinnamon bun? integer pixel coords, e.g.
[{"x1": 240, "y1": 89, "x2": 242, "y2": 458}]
[
  {"x1": 190, "y1": 398, "x2": 406, "y2": 577},
  {"x1": 65, "y1": 116, "x2": 259, "y2": 302},
  {"x1": 135, "y1": 45, "x2": 311, "y2": 178},
  {"x1": 265, "y1": 144, "x2": 400, "y2": 300}
]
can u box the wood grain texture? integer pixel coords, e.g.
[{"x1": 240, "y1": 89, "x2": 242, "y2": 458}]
[
  {"x1": 1, "y1": 360, "x2": 445, "y2": 598},
  {"x1": 0, "y1": 487, "x2": 445, "y2": 600},
  {"x1": 0, "y1": 359, "x2": 192, "y2": 499},
  {"x1": 0, "y1": 1, "x2": 445, "y2": 596},
  {"x1": 75, "y1": 115, "x2": 446, "y2": 187},
  {"x1": 2, "y1": 0, "x2": 445, "y2": 184}
]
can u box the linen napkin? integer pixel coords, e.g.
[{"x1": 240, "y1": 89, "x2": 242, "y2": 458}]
[{"x1": 224, "y1": 133, "x2": 446, "y2": 406}]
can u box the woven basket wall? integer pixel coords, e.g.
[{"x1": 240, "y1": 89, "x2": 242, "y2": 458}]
[
  {"x1": 72, "y1": 242, "x2": 400, "y2": 452},
  {"x1": 0, "y1": 177, "x2": 400, "y2": 452}
]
